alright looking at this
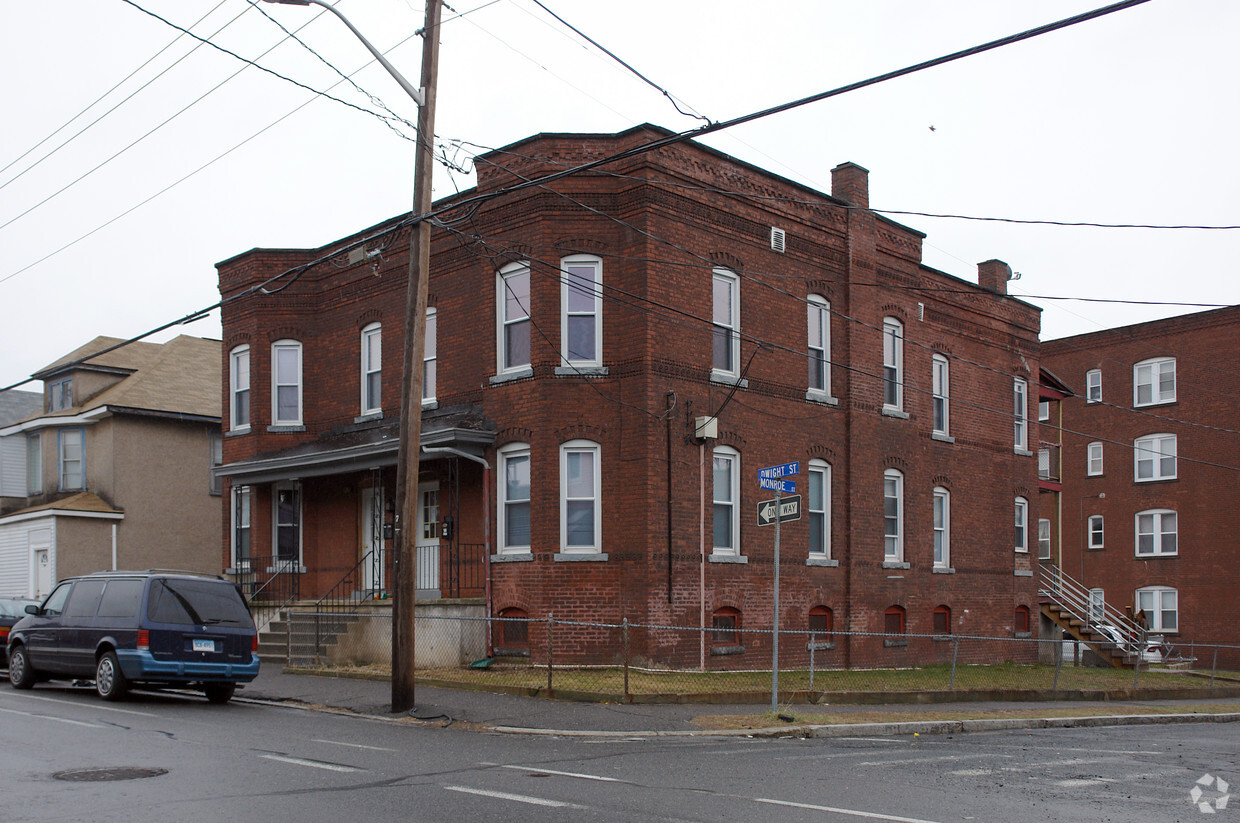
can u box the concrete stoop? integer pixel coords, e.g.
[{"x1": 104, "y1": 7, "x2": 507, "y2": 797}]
[{"x1": 256, "y1": 610, "x2": 359, "y2": 666}]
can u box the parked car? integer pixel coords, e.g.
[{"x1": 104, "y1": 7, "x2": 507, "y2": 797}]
[
  {"x1": 0, "y1": 597, "x2": 40, "y2": 667},
  {"x1": 7, "y1": 571, "x2": 259, "y2": 703}
]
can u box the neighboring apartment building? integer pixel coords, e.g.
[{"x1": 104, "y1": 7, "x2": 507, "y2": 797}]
[
  {"x1": 1042, "y1": 306, "x2": 1240, "y2": 666},
  {"x1": 0, "y1": 336, "x2": 223, "y2": 597},
  {"x1": 216, "y1": 125, "x2": 1044, "y2": 668},
  {"x1": 0, "y1": 390, "x2": 42, "y2": 507}
]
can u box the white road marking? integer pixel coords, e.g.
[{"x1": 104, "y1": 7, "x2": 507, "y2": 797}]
[
  {"x1": 836, "y1": 737, "x2": 906, "y2": 744},
  {"x1": 312, "y1": 738, "x2": 397, "y2": 752},
  {"x1": 757, "y1": 797, "x2": 945, "y2": 823},
  {"x1": 499, "y1": 764, "x2": 622, "y2": 782},
  {"x1": 0, "y1": 706, "x2": 104, "y2": 728},
  {"x1": 858, "y1": 753, "x2": 1013, "y2": 767},
  {"x1": 1055, "y1": 778, "x2": 1109, "y2": 788},
  {"x1": 443, "y1": 786, "x2": 584, "y2": 808},
  {"x1": 950, "y1": 757, "x2": 1113, "y2": 777},
  {"x1": 6, "y1": 692, "x2": 157, "y2": 717},
  {"x1": 260, "y1": 754, "x2": 362, "y2": 773}
]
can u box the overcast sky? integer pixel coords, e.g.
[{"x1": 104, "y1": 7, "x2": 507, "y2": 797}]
[{"x1": 1, "y1": 0, "x2": 1235, "y2": 390}]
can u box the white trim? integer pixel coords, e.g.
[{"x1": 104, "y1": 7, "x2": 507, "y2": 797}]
[
  {"x1": 1135, "y1": 509, "x2": 1177, "y2": 556},
  {"x1": 1086, "y1": 441, "x2": 1104, "y2": 476},
  {"x1": 1087, "y1": 514, "x2": 1104, "y2": 549},
  {"x1": 883, "y1": 468, "x2": 903, "y2": 562},
  {"x1": 0, "y1": 411, "x2": 104, "y2": 437},
  {"x1": 1135, "y1": 585, "x2": 1178, "y2": 632},
  {"x1": 1133, "y1": 357, "x2": 1176, "y2": 407},
  {"x1": 711, "y1": 445, "x2": 740, "y2": 556},
  {"x1": 230, "y1": 344, "x2": 251, "y2": 433},
  {"x1": 881, "y1": 318, "x2": 903, "y2": 411},
  {"x1": 1013, "y1": 378, "x2": 1028, "y2": 451},
  {"x1": 807, "y1": 459, "x2": 830, "y2": 559},
  {"x1": 1085, "y1": 369, "x2": 1102, "y2": 403},
  {"x1": 559, "y1": 439, "x2": 601, "y2": 554},
  {"x1": 807, "y1": 295, "x2": 830, "y2": 396},
  {"x1": 932, "y1": 486, "x2": 950, "y2": 568},
  {"x1": 423, "y1": 308, "x2": 437, "y2": 406},
  {"x1": 360, "y1": 323, "x2": 382, "y2": 416},
  {"x1": 1014, "y1": 496, "x2": 1029, "y2": 553},
  {"x1": 0, "y1": 508, "x2": 123, "y2": 525},
  {"x1": 560, "y1": 255, "x2": 602, "y2": 368},
  {"x1": 271, "y1": 339, "x2": 304, "y2": 427},
  {"x1": 711, "y1": 268, "x2": 740, "y2": 379},
  {"x1": 931, "y1": 353, "x2": 949, "y2": 435},
  {"x1": 497, "y1": 262, "x2": 532, "y2": 376},
  {"x1": 1134, "y1": 433, "x2": 1177, "y2": 482},
  {"x1": 497, "y1": 442, "x2": 531, "y2": 554}
]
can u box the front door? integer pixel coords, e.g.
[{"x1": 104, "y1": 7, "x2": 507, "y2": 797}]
[
  {"x1": 361, "y1": 476, "x2": 385, "y2": 594},
  {"x1": 415, "y1": 483, "x2": 440, "y2": 597},
  {"x1": 31, "y1": 530, "x2": 52, "y2": 599}
]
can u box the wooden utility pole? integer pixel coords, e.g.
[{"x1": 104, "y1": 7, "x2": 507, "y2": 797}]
[{"x1": 391, "y1": 0, "x2": 442, "y2": 714}]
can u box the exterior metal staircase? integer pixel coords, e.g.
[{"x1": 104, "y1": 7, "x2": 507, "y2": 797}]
[{"x1": 1039, "y1": 565, "x2": 1147, "y2": 669}]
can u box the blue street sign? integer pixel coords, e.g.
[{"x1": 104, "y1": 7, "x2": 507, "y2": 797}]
[
  {"x1": 758, "y1": 477, "x2": 795, "y2": 493},
  {"x1": 758, "y1": 461, "x2": 800, "y2": 480}
]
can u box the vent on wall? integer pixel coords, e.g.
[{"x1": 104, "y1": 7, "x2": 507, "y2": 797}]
[{"x1": 770, "y1": 227, "x2": 786, "y2": 253}]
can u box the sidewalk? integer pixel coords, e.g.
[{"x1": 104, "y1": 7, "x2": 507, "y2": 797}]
[{"x1": 236, "y1": 666, "x2": 1240, "y2": 737}]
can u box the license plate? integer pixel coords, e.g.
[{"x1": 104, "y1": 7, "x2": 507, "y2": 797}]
[{"x1": 192, "y1": 639, "x2": 215, "y2": 653}]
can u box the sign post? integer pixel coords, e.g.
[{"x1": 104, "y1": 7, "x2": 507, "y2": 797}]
[{"x1": 757, "y1": 461, "x2": 799, "y2": 712}]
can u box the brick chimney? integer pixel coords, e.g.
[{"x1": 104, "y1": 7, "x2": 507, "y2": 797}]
[
  {"x1": 831, "y1": 162, "x2": 869, "y2": 209},
  {"x1": 977, "y1": 259, "x2": 1012, "y2": 295}
]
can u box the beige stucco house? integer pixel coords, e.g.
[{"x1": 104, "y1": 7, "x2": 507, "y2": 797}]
[{"x1": 0, "y1": 336, "x2": 221, "y2": 597}]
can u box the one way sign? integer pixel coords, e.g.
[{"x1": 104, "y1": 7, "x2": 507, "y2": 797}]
[{"x1": 757, "y1": 495, "x2": 801, "y2": 526}]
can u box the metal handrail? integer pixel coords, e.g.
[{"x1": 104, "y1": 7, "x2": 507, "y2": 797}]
[
  {"x1": 237, "y1": 555, "x2": 301, "y2": 633},
  {"x1": 313, "y1": 550, "x2": 379, "y2": 654},
  {"x1": 1039, "y1": 565, "x2": 1144, "y2": 657}
]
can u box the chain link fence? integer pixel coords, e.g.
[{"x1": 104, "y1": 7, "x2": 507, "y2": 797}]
[{"x1": 283, "y1": 610, "x2": 1240, "y2": 701}]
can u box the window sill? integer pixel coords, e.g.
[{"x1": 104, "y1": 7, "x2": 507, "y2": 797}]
[
  {"x1": 1014, "y1": 631, "x2": 1032, "y2": 639},
  {"x1": 884, "y1": 638, "x2": 909, "y2": 648},
  {"x1": 806, "y1": 557, "x2": 839, "y2": 567},
  {"x1": 805, "y1": 390, "x2": 839, "y2": 406},
  {"x1": 421, "y1": 399, "x2": 438, "y2": 410},
  {"x1": 710, "y1": 371, "x2": 748, "y2": 389},
  {"x1": 932, "y1": 566, "x2": 955, "y2": 574},
  {"x1": 881, "y1": 407, "x2": 909, "y2": 420},
  {"x1": 931, "y1": 432, "x2": 955, "y2": 444},
  {"x1": 1014, "y1": 569, "x2": 1034, "y2": 577},
  {"x1": 807, "y1": 641, "x2": 836, "y2": 651},
  {"x1": 932, "y1": 634, "x2": 953, "y2": 642},
  {"x1": 882, "y1": 561, "x2": 910, "y2": 569},
  {"x1": 710, "y1": 645, "x2": 745, "y2": 656},
  {"x1": 554, "y1": 553, "x2": 608, "y2": 562},
  {"x1": 490, "y1": 367, "x2": 534, "y2": 386},
  {"x1": 1088, "y1": 545, "x2": 1105, "y2": 552},
  {"x1": 709, "y1": 554, "x2": 748, "y2": 564},
  {"x1": 1136, "y1": 553, "x2": 1178, "y2": 559},
  {"x1": 491, "y1": 552, "x2": 534, "y2": 563},
  {"x1": 1134, "y1": 477, "x2": 1178, "y2": 484},
  {"x1": 226, "y1": 428, "x2": 250, "y2": 437},
  {"x1": 354, "y1": 412, "x2": 383, "y2": 424},
  {"x1": 1014, "y1": 448, "x2": 1034, "y2": 457},
  {"x1": 267, "y1": 424, "x2": 306, "y2": 433},
  {"x1": 555, "y1": 365, "x2": 608, "y2": 377}
]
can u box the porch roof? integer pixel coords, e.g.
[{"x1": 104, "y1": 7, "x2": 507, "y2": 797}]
[{"x1": 218, "y1": 414, "x2": 496, "y2": 485}]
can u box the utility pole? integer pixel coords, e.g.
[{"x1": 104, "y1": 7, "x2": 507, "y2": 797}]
[{"x1": 392, "y1": 0, "x2": 442, "y2": 714}]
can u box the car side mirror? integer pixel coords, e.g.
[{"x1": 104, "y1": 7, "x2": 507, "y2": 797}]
[{"x1": 25, "y1": 604, "x2": 39, "y2": 615}]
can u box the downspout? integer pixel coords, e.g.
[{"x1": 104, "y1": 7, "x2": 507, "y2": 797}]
[
  {"x1": 421, "y1": 446, "x2": 492, "y2": 654},
  {"x1": 112, "y1": 523, "x2": 118, "y2": 571},
  {"x1": 700, "y1": 441, "x2": 706, "y2": 671}
]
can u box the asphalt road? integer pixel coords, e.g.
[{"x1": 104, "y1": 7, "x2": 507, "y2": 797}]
[{"x1": 1, "y1": 683, "x2": 1235, "y2": 822}]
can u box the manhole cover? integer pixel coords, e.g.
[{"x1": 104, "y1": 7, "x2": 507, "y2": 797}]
[{"x1": 53, "y1": 767, "x2": 168, "y2": 782}]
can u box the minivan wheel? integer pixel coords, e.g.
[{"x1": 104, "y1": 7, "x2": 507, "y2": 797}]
[
  {"x1": 8, "y1": 646, "x2": 36, "y2": 690},
  {"x1": 95, "y1": 651, "x2": 129, "y2": 701},
  {"x1": 204, "y1": 683, "x2": 236, "y2": 705}
]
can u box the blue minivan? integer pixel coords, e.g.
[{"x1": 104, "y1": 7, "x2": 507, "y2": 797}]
[{"x1": 7, "y1": 570, "x2": 260, "y2": 703}]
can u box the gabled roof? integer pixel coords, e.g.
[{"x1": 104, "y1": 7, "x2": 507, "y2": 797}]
[
  {"x1": 27, "y1": 335, "x2": 220, "y2": 423},
  {"x1": 0, "y1": 492, "x2": 124, "y2": 522},
  {"x1": 0, "y1": 390, "x2": 40, "y2": 427}
]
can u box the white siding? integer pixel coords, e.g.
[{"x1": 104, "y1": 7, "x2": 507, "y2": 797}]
[
  {"x1": 0, "y1": 518, "x2": 54, "y2": 597},
  {"x1": 0, "y1": 433, "x2": 26, "y2": 497}
]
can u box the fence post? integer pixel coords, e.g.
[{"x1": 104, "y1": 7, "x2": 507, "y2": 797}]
[
  {"x1": 1053, "y1": 637, "x2": 1062, "y2": 691},
  {"x1": 286, "y1": 609, "x2": 292, "y2": 663},
  {"x1": 622, "y1": 618, "x2": 630, "y2": 703},
  {"x1": 949, "y1": 637, "x2": 960, "y2": 690},
  {"x1": 1211, "y1": 647, "x2": 1218, "y2": 687},
  {"x1": 546, "y1": 613, "x2": 554, "y2": 693},
  {"x1": 809, "y1": 633, "x2": 816, "y2": 692}
]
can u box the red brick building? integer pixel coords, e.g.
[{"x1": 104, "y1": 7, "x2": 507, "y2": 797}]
[
  {"x1": 1042, "y1": 307, "x2": 1240, "y2": 666},
  {"x1": 216, "y1": 125, "x2": 1043, "y2": 667}
]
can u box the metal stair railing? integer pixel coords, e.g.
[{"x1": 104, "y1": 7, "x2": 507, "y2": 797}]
[
  {"x1": 1039, "y1": 565, "x2": 1144, "y2": 659},
  {"x1": 313, "y1": 550, "x2": 379, "y2": 656},
  {"x1": 237, "y1": 554, "x2": 301, "y2": 633}
]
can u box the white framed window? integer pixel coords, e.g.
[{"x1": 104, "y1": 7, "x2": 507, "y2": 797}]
[
  {"x1": 561, "y1": 255, "x2": 602, "y2": 367},
  {"x1": 361, "y1": 323, "x2": 382, "y2": 415},
  {"x1": 274, "y1": 482, "x2": 301, "y2": 565},
  {"x1": 497, "y1": 262, "x2": 531, "y2": 374},
  {"x1": 1089, "y1": 587, "x2": 1105, "y2": 622},
  {"x1": 932, "y1": 354, "x2": 949, "y2": 435},
  {"x1": 229, "y1": 345, "x2": 250, "y2": 431},
  {"x1": 1037, "y1": 448, "x2": 1051, "y2": 480},
  {"x1": 1134, "y1": 433, "x2": 1176, "y2": 482},
  {"x1": 933, "y1": 486, "x2": 950, "y2": 568},
  {"x1": 208, "y1": 430, "x2": 222, "y2": 496},
  {"x1": 1014, "y1": 496, "x2": 1029, "y2": 553},
  {"x1": 423, "y1": 308, "x2": 437, "y2": 404},
  {"x1": 1013, "y1": 378, "x2": 1028, "y2": 450},
  {"x1": 1038, "y1": 400, "x2": 1050, "y2": 421},
  {"x1": 1136, "y1": 586, "x2": 1178, "y2": 632},
  {"x1": 808, "y1": 459, "x2": 830, "y2": 557},
  {"x1": 498, "y1": 443, "x2": 531, "y2": 554},
  {"x1": 1088, "y1": 514, "x2": 1104, "y2": 549},
  {"x1": 712, "y1": 446, "x2": 740, "y2": 556},
  {"x1": 1087, "y1": 441, "x2": 1104, "y2": 476},
  {"x1": 882, "y1": 318, "x2": 903, "y2": 410},
  {"x1": 232, "y1": 485, "x2": 252, "y2": 568},
  {"x1": 1133, "y1": 357, "x2": 1175, "y2": 407},
  {"x1": 807, "y1": 295, "x2": 830, "y2": 396},
  {"x1": 883, "y1": 469, "x2": 904, "y2": 562},
  {"x1": 560, "y1": 440, "x2": 600, "y2": 553},
  {"x1": 271, "y1": 340, "x2": 303, "y2": 426},
  {"x1": 711, "y1": 268, "x2": 740, "y2": 378},
  {"x1": 49, "y1": 377, "x2": 72, "y2": 412},
  {"x1": 1136, "y1": 509, "x2": 1177, "y2": 556},
  {"x1": 1086, "y1": 369, "x2": 1102, "y2": 403},
  {"x1": 1038, "y1": 518, "x2": 1051, "y2": 560},
  {"x1": 26, "y1": 433, "x2": 41, "y2": 495},
  {"x1": 58, "y1": 428, "x2": 84, "y2": 491}
]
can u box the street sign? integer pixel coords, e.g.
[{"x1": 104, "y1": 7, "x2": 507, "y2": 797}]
[
  {"x1": 757, "y1": 495, "x2": 801, "y2": 526},
  {"x1": 758, "y1": 477, "x2": 795, "y2": 494},
  {"x1": 758, "y1": 461, "x2": 800, "y2": 480}
]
